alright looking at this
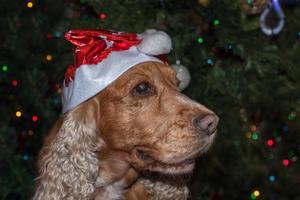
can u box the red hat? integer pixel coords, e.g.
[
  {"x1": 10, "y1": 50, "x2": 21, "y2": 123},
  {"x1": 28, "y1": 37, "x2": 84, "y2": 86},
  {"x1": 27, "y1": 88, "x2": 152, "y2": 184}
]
[{"x1": 62, "y1": 29, "x2": 172, "y2": 113}]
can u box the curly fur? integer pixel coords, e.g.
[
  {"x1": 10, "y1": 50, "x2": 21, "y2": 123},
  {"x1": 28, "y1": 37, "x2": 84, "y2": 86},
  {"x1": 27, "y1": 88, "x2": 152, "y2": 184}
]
[
  {"x1": 139, "y1": 179, "x2": 189, "y2": 200},
  {"x1": 33, "y1": 107, "x2": 101, "y2": 200}
]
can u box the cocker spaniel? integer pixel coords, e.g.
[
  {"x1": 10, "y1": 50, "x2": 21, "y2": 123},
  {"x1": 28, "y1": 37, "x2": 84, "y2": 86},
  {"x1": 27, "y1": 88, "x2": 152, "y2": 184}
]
[
  {"x1": 33, "y1": 61, "x2": 218, "y2": 200},
  {"x1": 33, "y1": 29, "x2": 219, "y2": 200}
]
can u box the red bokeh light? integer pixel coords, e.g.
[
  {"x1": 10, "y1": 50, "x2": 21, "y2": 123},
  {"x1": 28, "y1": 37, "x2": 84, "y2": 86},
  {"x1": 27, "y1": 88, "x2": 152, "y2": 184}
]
[
  {"x1": 282, "y1": 159, "x2": 290, "y2": 167},
  {"x1": 266, "y1": 139, "x2": 274, "y2": 147},
  {"x1": 99, "y1": 13, "x2": 107, "y2": 20},
  {"x1": 32, "y1": 115, "x2": 38, "y2": 122},
  {"x1": 12, "y1": 80, "x2": 18, "y2": 86}
]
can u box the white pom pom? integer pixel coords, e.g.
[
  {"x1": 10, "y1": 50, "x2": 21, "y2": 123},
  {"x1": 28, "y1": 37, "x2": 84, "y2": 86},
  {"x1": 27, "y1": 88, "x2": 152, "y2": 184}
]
[
  {"x1": 137, "y1": 29, "x2": 172, "y2": 55},
  {"x1": 171, "y1": 60, "x2": 191, "y2": 91}
]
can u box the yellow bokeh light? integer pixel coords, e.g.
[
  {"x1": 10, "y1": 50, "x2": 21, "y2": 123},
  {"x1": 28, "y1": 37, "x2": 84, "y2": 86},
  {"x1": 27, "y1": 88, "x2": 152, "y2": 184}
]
[
  {"x1": 245, "y1": 131, "x2": 252, "y2": 139},
  {"x1": 27, "y1": 2, "x2": 33, "y2": 8},
  {"x1": 16, "y1": 111, "x2": 22, "y2": 117},
  {"x1": 253, "y1": 190, "x2": 260, "y2": 197},
  {"x1": 46, "y1": 54, "x2": 53, "y2": 61}
]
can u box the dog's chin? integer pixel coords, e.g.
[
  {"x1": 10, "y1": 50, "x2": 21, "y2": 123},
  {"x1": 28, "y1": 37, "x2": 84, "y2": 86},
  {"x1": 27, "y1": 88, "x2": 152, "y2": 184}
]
[
  {"x1": 130, "y1": 149, "x2": 196, "y2": 175},
  {"x1": 144, "y1": 158, "x2": 196, "y2": 175}
]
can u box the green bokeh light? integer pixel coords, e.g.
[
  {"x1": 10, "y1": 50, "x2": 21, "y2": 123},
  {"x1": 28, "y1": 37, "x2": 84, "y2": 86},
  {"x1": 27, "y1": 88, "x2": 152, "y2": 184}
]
[
  {"x1": 213, "y1": 19, "x2": 220, "y2": 26},
  {"x1": 288, "y1": 112, "x2": 296, "y2": 121},
  {"x1": 247, "y1": 0, "x2": 254, "y2": 6},
  {"x1": 252, "y1": 132, "x2": 258, "y2": 140},
  {"x1": 250, "y1": 193, "x2": 256, "y2": 200},
  {"x1": 197, "y1": 37, "x2": 203, "y2": 44},
  {"x1": 2, "y1": 65, "x2": 8, "y2": 72}
]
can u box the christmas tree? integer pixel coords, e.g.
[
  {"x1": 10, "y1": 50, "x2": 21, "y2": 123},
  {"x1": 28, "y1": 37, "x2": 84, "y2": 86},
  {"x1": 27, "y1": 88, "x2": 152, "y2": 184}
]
[{"x1": 1, "y1": 0, "x2": 299, "y2": 199}]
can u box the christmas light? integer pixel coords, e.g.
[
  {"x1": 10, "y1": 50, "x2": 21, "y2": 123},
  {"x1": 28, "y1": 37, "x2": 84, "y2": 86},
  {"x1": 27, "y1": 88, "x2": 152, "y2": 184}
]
[
  {"x1": 23, "y1": 154, "x2": 29, "y2": 160},
  {"x1": 288, "y1": 112, "x2": 296, "y2": 120},
  {"x1": 32, "y1": 115, "x2": 38, "y2": 122},
  {"x1": 57, "y1": 88, "x2": 62, "y2": 94},
  {"x1": 247, "y1": 0, "x2": 254, "y2": 6},
  {"x1": 99, "y1": 13, "x2": 107, "y2": 20},
  {"x1": 12, "y1": 80, "x2": 18, "y2": 87},
  {"x1": 250, "y1": 124, "x2": 257, "y2": 132},
  {"x1": 227, "y1": 44, "x2": 233, "y2": 50},
  {"x1": 213, "y1": 19, "x2": 220, "y2": 26},
  {"x1": 46, "y1": 54, "x2": 53, "y2": 61},
  {"x1": 253, "y1": 190, "x2": 260, "y2": 197},
  {"x1": 266, "y1": 139, "x2": 274, "y2": 147},
  {"x1": 2, "y1": 65, "x2": 8, "y2": 72},
  {"x1": 55, "y1": 83, "x2": 62, "y2": 94},
  {"x1": 197, "y1": 37, "x2": 204, "y2": 44},
  {"x1": 27, "y1": 1, "x2": 33, "y2": 8},
  {"x1": 291, "y1": 156, "x2": 298, "y2": 162},
  {"x1": 206, "y1": 58, "x2": 213, "y2": 65},
  {"x1": 282, "y1": 159, "x2": 290, "y2": 167},
  {"x1": 16, "y1": 111, "x2": 22, "y2": 117},
  {"x1": 269, "y1": 175, "x2": 276, "y2": 182},
  {"x1": 252, "y1": 132, "x2": 258, "y2": 140},
  {"x1": 245, "y1": 131, "x2": 252, "y2": 139},
  {"x1": 54, "y1": 31, "x2": 62, "y2": 38},
  {"x1": 250, "y1": 193, "x2": 256, "y2": 200}
]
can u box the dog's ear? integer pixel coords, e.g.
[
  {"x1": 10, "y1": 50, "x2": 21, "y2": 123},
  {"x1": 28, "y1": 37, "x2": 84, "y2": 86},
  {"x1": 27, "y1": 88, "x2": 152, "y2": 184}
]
[{"x1": 33, "y1": 98, "x2": 103, "y2": 200}]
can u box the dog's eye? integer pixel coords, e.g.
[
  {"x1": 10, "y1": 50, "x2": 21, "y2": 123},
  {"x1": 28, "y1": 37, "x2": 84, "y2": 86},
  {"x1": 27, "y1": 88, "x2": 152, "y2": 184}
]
[{"x1": 133, "y1": 82, "x2": 153, "y2": 96}]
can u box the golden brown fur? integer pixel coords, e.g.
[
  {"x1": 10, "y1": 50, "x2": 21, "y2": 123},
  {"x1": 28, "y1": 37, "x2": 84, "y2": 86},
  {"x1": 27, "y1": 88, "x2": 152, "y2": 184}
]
[{"x1": 33, "y1": 61, "x2": 218, "y2": 200}]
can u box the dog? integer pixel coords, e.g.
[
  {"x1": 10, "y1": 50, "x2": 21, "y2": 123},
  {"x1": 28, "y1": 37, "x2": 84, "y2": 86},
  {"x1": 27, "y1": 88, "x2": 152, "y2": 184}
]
[{"x1": 33, "y1": 61, "x2": 219, "y2": 200}]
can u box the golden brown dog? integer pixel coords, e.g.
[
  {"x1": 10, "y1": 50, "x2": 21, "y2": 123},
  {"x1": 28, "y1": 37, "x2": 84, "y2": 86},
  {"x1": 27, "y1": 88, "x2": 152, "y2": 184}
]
[{"x1": 33, "y1": 61, "x2": 219, "y2": 200}]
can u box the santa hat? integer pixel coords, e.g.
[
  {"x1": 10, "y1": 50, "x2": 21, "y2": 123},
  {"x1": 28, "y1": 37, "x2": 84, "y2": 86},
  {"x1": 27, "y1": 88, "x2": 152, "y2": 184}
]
[{"x1": 62, "y1": 29, "x2": 172, "y2": 113}]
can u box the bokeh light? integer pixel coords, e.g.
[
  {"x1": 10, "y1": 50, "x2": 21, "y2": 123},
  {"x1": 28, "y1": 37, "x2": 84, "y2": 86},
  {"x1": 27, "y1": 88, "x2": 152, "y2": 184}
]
[
  {"x1": 213, "y1": 19, "x2": 220, "y2": 26},
  {"x1": 197, "y1": 37, "x2": 204, "y2": 44},
  {"x1": 27, "y1": 1, "x2": 33, "y2": 8},
  {"x1": 46, "y1": 54, "x2": 53, "y2": 61},
  {"x1": 32, "y1": 115, "x2": 38, "y2": 122},
  {"x1": 12, "y1": 80, "x2": 18, "y2": 87},
  {"x1": 16, "y1": 111, "x2": 22, "y2": 117},
  {"x1": 266, "y1": 139, "x2": 274, "y2": 147},
  {"x1": 2, "y1": 65, "x2": 8, "y2": 72},
  {"x1": 282, "y1": 159, "x2": 290, "y2": 167},
  {"x1": 99, "y1": 13, "x2": 107, "y2": 20},
  {"x1": 269, "y1": 175, "x2": 276, "y2": 182}
]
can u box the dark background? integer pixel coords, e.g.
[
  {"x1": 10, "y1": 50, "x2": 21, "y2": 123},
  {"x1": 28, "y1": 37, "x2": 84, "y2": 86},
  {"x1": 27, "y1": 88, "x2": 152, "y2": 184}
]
[{"x1": 0, "y1": 0, "x2": 299, "y2": 199}]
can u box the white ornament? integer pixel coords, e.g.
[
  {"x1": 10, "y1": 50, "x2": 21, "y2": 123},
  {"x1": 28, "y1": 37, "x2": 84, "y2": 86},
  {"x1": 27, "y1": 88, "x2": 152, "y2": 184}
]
[
  {"x1": 260, "y1": 0, "x2": 285, "y2": 36},
  {"x1": 171, "y1": 60, "x2": 191, "y2": 91},
  {"x1": 137, "y1": 29, "x2": 172, "y2": 55}
]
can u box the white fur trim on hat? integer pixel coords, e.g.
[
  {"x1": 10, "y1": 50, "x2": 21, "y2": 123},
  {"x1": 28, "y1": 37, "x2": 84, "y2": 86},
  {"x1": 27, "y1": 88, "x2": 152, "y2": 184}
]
[
  {"x1": 62, "y1": 46, "x2": 162, "y2": 113},
  {"x1": 137, "y1": 29, "x2": 172, "y2": 55}
]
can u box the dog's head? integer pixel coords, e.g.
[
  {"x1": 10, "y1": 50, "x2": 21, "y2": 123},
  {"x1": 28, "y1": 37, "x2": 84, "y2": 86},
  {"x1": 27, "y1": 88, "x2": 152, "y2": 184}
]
[
  {"x1": 34, "y1": 30, "x2": 219, "y2": 200},
  {"x1": 82, "y1": 61, "x2": 219, "y2": 175}
]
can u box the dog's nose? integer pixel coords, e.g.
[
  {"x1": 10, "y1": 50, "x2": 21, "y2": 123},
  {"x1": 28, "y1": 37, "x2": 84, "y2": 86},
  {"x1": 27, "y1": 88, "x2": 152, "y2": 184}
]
[{"x1": 193, "y1": 114, "x2": 219, "y2": 135}]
